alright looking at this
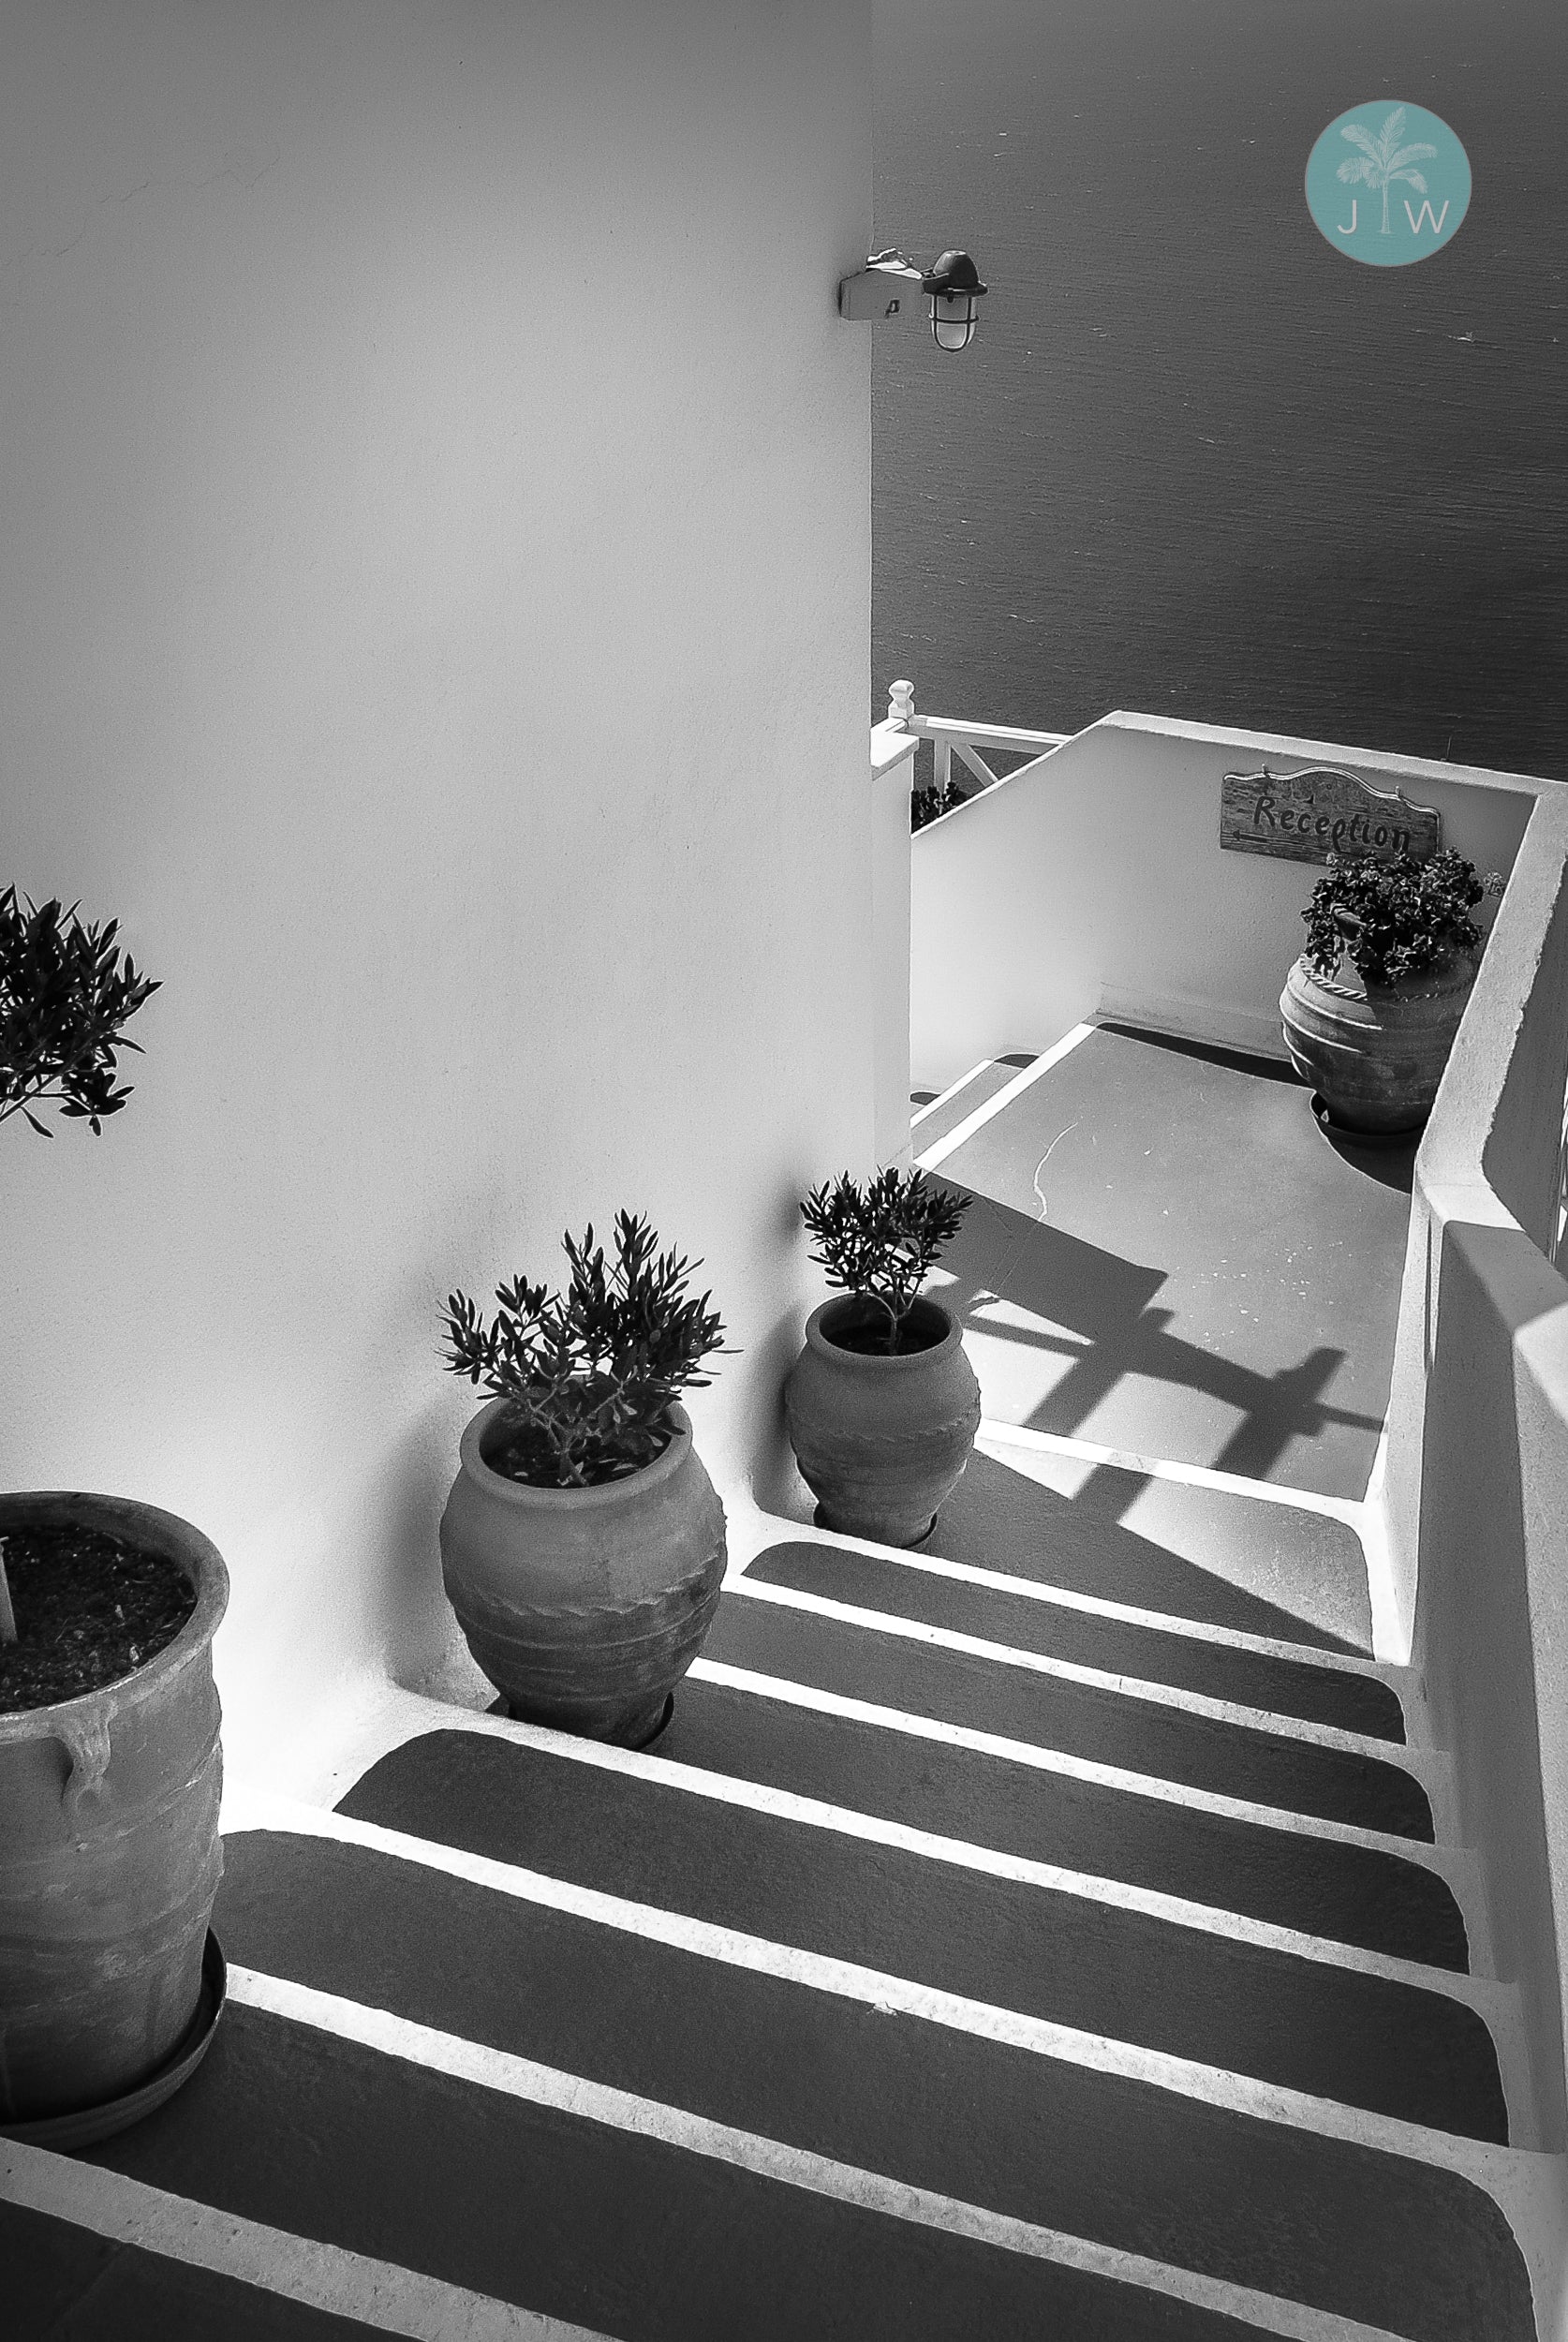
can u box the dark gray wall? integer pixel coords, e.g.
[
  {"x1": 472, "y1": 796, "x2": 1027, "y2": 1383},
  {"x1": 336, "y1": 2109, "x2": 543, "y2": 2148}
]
[{"x1": 873, "y1": 0, "x2": 1565, "y2": 778}]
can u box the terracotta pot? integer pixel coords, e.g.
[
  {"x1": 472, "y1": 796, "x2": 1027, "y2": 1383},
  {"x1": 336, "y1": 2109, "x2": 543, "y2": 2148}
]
[
  {"x1": 1280, "y1": 949, "x2": 1478, "y2": 1135},
  {"x1": 0, "y1": 1492, "x2": 228, "y2": 2127},
  {"x1": 785, "y1": 1296, "x2": 982, "y2": 1548},
  {"x1": 439, "y1": 1401, "x2": 726, "y2": 1746}
]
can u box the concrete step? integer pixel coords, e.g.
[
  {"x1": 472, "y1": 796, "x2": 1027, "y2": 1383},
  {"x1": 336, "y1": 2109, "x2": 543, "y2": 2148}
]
[
  {"x1": 908, "y1": 1056, "x2": 1036, "y2": 1151},
  {"x1": 4, "y1": 2186, "x2": 384, "y2": 2340},
  {"x1": 65, "y1": 1961, "x2": 1301, "y2": 2341},
  {"x1": 334, "y1": 1726, "x2": 1509, "y2": 2142},
  {"x1": 704, "y1": 1587, "x2": 1439, "y2": 1840},
  {"x1": 935, "y1": 1436, "x2": 1376, "y2": 1656},
  {"x1": 169, "y1": 1817, "x2": 1531, "y2": 2341},
  {"x1": 743, "y1": 1541, "x2": 1406, "y2": 1740},
  {"x1": 662, "y1": 1666, "x2": 1471, "y2": 1969}
]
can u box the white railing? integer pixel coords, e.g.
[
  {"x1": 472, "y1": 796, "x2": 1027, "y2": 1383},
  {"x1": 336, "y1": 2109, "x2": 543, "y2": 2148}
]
[{"x1": 885, "y1": 679, "x2": 1069, "y2": 812}]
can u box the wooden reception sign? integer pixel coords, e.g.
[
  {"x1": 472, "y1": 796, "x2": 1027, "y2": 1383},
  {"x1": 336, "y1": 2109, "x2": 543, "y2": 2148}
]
[{"x1": 1220, "y1": 764, "x2": 1442, "y2": 866}]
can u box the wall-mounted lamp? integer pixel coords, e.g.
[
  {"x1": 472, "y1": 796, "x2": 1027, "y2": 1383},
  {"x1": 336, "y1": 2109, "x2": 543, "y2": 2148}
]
[
  {"x1": 921, "y1": 250, "x2": 987, "y2": 353},
  {"x1": 837, "y1": 247, "x2": 988, "y2": 353}
]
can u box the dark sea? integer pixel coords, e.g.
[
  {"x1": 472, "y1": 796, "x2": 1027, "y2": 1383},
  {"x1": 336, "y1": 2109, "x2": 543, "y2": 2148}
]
[{"x1": 872, "y1": 0, "x2": 1566, "y2": 779}]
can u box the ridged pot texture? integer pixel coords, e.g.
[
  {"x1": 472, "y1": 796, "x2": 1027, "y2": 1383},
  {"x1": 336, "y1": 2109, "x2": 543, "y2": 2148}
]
[
  {"x1": 0, "y1": 1493, "x2": 228, "y2": 2126},
  {"x1": 785, "y1": 1297, "x2": 982, "y2": 1548},
  {"x1": 439, "y1": 1400, "x2": 727, "y2": 1746},
  {"x1": 1280, "y1": 949, "x2": 1478, "y2": 1134}
]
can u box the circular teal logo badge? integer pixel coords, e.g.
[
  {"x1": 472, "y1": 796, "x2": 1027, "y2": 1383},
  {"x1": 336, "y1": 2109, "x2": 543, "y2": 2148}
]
[{"x1": 1306, "y1": 102, "x2": 1471, "y2": 264}]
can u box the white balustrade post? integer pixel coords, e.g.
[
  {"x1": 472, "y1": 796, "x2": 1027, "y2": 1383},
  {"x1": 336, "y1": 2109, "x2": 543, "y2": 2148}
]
[{"x1": 870, "y1": 683, "x2": 919, "y2": 1170}]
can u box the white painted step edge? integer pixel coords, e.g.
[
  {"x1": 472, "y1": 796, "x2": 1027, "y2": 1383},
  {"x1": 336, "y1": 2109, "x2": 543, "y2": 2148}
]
[
  {"x1": 913, "y1": 1024, "x2": 1097, "y2": 1172},
  {"x1": 236, "y1": 1698, "x2": 1532, "y2": 2144},
  {"x1": 214, "y1": 1784, "x2": 1568, "y2": 2337},
  {"x1": 681, "y1": 1653, "x2": 1495, "y2": 1979},
  {"x1": 716, "y1": 1573, "x2": 1463, "y2": 1842},
  {"x1": 909, "y1": 1059, "x2": 1003, "y2": 1129},
  {"x1": 0, "y1": 2036, "x2": 1406, "y2": 2342},
  {"x1": 733, "y1": 1474, "x2": 1409, "y2": 1699},
  {"x1": 0, "y1": 2134, "x2": 610, "y2": 2340}
]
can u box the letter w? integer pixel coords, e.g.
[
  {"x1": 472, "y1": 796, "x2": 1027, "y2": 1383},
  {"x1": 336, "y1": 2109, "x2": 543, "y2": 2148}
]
[{"x1": 1404, "y1": 199, "x2": 1450, "y2": 235}]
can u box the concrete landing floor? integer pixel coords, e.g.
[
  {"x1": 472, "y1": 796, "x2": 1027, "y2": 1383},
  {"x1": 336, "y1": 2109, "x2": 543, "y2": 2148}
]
[{"x1": 919, "y1": 1024, "x2": 1417, "y2": 1504}]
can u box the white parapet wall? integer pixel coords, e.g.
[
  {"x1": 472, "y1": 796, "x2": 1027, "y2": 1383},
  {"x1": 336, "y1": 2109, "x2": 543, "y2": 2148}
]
[
  {"x1": 910, "y1": 709, "x2": 1539, "y2": 1085},
  {"x1": 1382, "y1": 780, "x2": 1568, "y2": 2163}
]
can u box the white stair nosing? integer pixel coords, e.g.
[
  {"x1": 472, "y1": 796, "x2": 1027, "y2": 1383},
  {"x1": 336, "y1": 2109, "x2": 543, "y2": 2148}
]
[
  {"x1": 909, "y1": 1060, "x2": 999, "y2": 1129},
  {"x1": 219, "y1": 1785, "x2": 1548, "y2": 2186},
  {"x1": 0, "y1": 2133, "x2": 607, "y2": 2340},
  {"x1": 914, "y1": 1024, "x2": 1097, "y2": 1171},
  {"x1": 223, "y1": 1963, "x2": 1417, "y2": 2342},
  {"x1": 740, "y1": 1524, "x2": 1407, "y2": 1684},
  {"x1": 721, "y1": 1575, "x2": 1457, "y2": 1812},
  {"x1": 684, "y1": 1654, "x2": 1494, "y2": 1974},
  {"x1": 263, "y1": 1698, "x2": 1497, "y2": 2017},
  {"x1": 973, "y1": 1417, "x2": 1372, "y2": 1527}
]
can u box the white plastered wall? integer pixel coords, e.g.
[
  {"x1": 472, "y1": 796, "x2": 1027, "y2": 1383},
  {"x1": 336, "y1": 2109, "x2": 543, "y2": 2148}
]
[
  {"x1": 910, "y1": 710, "x2": 1538, "y2": 1087},
  {"x1": 0, "y1": 0, "x2": 873, "y2": 1781}
]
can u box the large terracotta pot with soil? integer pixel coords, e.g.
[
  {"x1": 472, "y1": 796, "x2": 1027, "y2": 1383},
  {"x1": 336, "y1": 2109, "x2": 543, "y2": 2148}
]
[
  {"x1": 1280, "y1": 948, "x2": 1478, "y2": 1134},
  {"x1": 440, "y1": 1399, "x2": 727, "y2": 1747},
  {"x1": 0, "y1": 1492, "x2": 228, "y2": 2132},
  {"x1": 785, "y1": 1296, "x2": 982, "y2": 1548}
]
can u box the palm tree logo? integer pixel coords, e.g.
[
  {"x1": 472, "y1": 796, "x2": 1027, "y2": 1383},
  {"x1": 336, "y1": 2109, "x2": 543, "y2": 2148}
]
[{"x1": 1336, "y1": 106, "x2": 1438, "y2": 234}]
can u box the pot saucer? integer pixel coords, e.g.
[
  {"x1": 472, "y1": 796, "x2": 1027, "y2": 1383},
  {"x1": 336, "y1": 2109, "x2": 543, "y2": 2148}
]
[
  {"x1": 489, "y1": 1689, "x2": 676, "y2": 1749},
  {"x1": 1309, "y1": 1092, "x2": 1422, "y2": 1149},
  {"x1": 812, "y1": 1505, "x2": 940, "y2": 1548},
  {"x1": 0, "y1": 1930, "x2": 226, "y2": 2150}
]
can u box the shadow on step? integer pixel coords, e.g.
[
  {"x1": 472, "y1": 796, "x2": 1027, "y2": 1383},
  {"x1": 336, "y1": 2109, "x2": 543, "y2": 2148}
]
[
  {"x1": 927, "y1": 1449, "x2": 1373, "y2": 1656},
  {"x1": 742, "y1": 1544, "x2": 1400, "y2": 1741}
]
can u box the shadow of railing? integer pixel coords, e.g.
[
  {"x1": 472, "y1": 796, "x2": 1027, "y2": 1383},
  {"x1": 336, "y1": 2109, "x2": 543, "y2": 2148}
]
[
  {"x1": 932, "y1": 1182, "x2": 1383, "y2": 1492},
  {"x1": 926, "y1": 1450, "x2": 1369, "y2": 1653}
]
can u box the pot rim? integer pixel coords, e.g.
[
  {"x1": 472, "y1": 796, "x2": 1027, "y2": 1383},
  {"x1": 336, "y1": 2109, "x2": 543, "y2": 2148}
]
[
  {"x1": 1291, "y1": 945, "x2": 1479, "y2": 1002},
  {"x1": 459, "y1": 1395, "x2": 694, "y2": 1509},
  {"x1": 0, "y1": 1491, "x2": 229, "y2": 1744},
  {"x1": 804, "y1": 1293, "x2": 965, "y2": 1369}
]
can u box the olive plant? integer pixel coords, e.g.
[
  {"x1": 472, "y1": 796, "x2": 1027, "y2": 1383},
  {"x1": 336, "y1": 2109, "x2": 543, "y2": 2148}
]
[
  {"x1": 0, "y1": 883, "x2": 160, "y2": 1644},
  {"x1": 0, "y1": 885, "x2": 160, "y2": 1137},
  {"x1": 800, "y1": 1167, "x2": 970, "y2": 1353},
  {"x1": 440, "y1": 1211, "x2": 729, "y2": 1489}
]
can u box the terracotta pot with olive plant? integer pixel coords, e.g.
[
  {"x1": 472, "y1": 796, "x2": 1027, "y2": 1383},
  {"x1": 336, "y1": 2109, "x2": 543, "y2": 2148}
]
[
  {"x1": 1280, "y1": 849, "x2": 1503, "y2": 1135},
  {"x1": 1, "y1": 885, "x2": 229, "y2": 2148},
  {"x1": 438, "y1": 1212, "x2": 731, "y2": 1749},
  {"x1": 785, "y1": 1168, "x2": 981, "y2": 1548}
]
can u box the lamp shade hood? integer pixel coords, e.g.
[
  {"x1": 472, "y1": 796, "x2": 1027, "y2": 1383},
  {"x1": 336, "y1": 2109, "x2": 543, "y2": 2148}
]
[{"x1": 920, "y1": 250, "x2": 987, "y2": 296}]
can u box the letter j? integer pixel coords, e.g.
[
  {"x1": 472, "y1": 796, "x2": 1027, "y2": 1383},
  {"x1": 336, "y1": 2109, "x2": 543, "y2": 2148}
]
[{"x1": 1338, "y1": 199, "x2": 1357, "y2": 235}]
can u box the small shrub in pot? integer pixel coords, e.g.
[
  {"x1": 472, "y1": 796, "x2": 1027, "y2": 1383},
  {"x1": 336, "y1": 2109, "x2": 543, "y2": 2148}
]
[
  {"x1": 437, "y1": 1212, "x2": 732, "y2": 1744},
  {"x1": 1301, "y1": 849, "x2": 1494, "y2": 988},
  {"x1": 1280, "y1": 850, "x2": 1503, "y2": 1134},
  {"x1": 786, "y1": 1169, "x2": 981, "y2": 1546}
]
